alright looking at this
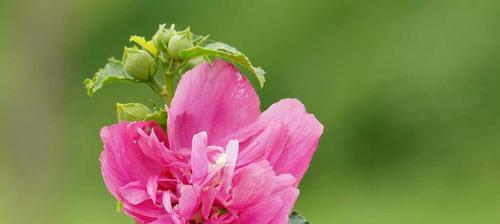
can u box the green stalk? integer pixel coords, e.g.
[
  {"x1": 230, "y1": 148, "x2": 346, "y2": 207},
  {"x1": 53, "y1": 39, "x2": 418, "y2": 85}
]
[
  {"x1": 150, "y1": 59, "x2": 188, "y2": 106},
  {"x1": 164, "y1": 76, "x2": 174, "y2": 105},
  {"x1": 162, "y1": 59, "x2": 177, "y2": 105},
  {"x1": 148, "y1": 78, "x2": 169, "y2": 103}
]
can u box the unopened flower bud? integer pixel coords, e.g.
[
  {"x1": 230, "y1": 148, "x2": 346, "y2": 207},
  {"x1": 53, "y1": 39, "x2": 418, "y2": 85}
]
[
  {"x1": 116, "y1": 103, "x2": 152, "y2": 122},
  {"x1": 167, "y1": 27, "x2": 193, "y2": 59},
  {"x1": 153, "y1": 24, "x2": 176, "y2": 51},
  {"x1": 123, "y1": 47, "x2": 156, "y2": 81},
  {"x1": 188, "y1": 56, "x2": 206, "y2": 67}
]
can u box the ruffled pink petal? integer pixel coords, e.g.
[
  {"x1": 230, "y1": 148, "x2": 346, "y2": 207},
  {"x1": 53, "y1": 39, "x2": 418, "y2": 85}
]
[
  {"x1": 272, "y1": 173, "x2": 297, "y2": 193},
  {"x1": 121, "y1": 199, "x2": 165, "y2": 222},
  {"x1": 178, "y1": 184, "x2": 202, "y2": 220},
  {"x1": 168, "y1": 59, "x2": 260, "y2": 152},
  {"x1": 118, "y1": 181, "x2": 149, "y2": 205},
  {"x1": 218, "y1": 140, "x2": 239, "y2": 200},
  {"x1": 229, "y1": 99, "x2": 324, "y2": 184},
  {"x1": 201, "y1": 187, "x2": 218, "y2": 219},
  {"x1": 229, "y1": 162, "x2": 299, "y2": 224},
  {"x1": 227, "y1": 161, "x2": 275, "y2": 209},
  {"x1": 149, "y1": 215, "x2": 177, "y2": 224},
  {"x1": 269, "y1": 187, "x2": 300, "y2": 224},
  {"x1": 190, "y1": 132, "x2": 209, "y2": 184},
  {"x1": 99, "y1": 121, "x2": 167, "y2": 197},
  {"x1": 137, "y1": 127, "x2": 177, "y2": 165},
  {"x1": 147, "y1": 175, "x2": 159, "y2": 204},
  {"x1": 162, "y1": 191, "x2": 173, "y2": 213},
  {"x1": 235, "y1": 120, "x2": 287, "y2": 168},
  {"x1": 237, "y1": 196, "x2": 283, "y2": 224}
]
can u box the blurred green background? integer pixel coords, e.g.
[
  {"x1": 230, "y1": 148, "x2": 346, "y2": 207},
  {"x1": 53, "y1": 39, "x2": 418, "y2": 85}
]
[{"x1": 1, "y1": 0, "x2": 499, "y2": 223}]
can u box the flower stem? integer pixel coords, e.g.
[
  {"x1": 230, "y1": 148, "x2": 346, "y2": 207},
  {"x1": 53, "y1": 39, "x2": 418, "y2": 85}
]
[
  {"x1": 164, "y1": 75, "x2": 174, "y2": 105},
  {"x1": 151, "y1": 59, "x2": 185, "y2": 106},
  {"x1": 149, "y1": 78, "x2": 170, "y2": 103},
  {"x1": 161, "y1": 59, "x2": 180, "y2": 105},
  {"x1": 172, "y1": 61, "x2": 188, "y2": 76}
]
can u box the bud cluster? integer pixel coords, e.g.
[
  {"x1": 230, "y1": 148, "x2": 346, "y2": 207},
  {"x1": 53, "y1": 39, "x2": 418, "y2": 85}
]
[
  {"x1": 84, "y1": 22, "x2": 265, "y2": 105},
  {"x1": 122, "y1": 24, "x2": 196, "y2": 83},
  {"x1": 153, "y1": 24, "x2": 194, "y2": 62}
]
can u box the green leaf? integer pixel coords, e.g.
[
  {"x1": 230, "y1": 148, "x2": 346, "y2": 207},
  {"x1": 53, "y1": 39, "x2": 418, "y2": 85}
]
[
  {"x1": 116, "y1": 103, "x2": 152, "y2": 122},
  {"x1": 84, "y1": 58, "x2": 138, "y2": 96},
  {"x1": 179, "y1": 42, "x2": 266, "y2": 88},
  {"x1": 289, "y1": 211, "x2": 310, "y2": 224}
]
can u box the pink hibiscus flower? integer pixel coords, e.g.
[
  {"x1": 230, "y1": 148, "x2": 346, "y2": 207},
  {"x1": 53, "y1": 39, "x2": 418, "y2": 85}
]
[{"x1": 99, "y1": 59, "x2": 323, "y2": 224}]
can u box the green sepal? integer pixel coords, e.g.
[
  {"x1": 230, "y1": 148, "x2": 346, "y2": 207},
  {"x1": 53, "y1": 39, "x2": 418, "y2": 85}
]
[
  {"x1": 84, "y1": 58, "x2": 138, "y2": 96},
  {"x1": 116, "y1": 200, "x2": 123, "y2": 213},
  {"x1": 115, "y1": 102, "x2": 167, "y2": 127},
  {"x1": 289, "y1": 211, "x2": 310, "y2": 224},
  {"x1": 145, "y1": 109, "x2": 167, "y2": 128},
  {"x1": 116, "y1": 103, "x2": 152, "y2": 122},
  {"x1": 179, "y1": 42, "x2": 266, "y2": 88}
]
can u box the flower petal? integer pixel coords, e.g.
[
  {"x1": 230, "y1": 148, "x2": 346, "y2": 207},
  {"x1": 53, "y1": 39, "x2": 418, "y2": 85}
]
[
  {"x1": 147, "y1": 175, "x2": 159, "y2": 204},
  {"x1": 201, "y1": 187, "x2": 218, "y2": 219},
  {"x1": 136, "y1": 126, "x2": 176, "y2": 164},
  {"x1": 218, "y1": 139, "x2": 239, "y2": 200},
  {"x1": 238, "y1": 196, "x2": 283, "y2": 224},
  {"x1": 190, "y1": 132, "x2": 209, "y2": 184},
  {"x1": 118, "y1": 181, "x2": 149, "y2": 205},
  {"x1": 269, "y1": 187, "x2": 299, "y2": 224},
  {"x1": 178, "y1": 184, "x2": 202, "y2": 220},
  {"x1": 235, "y1": 120, "x2": 287, "y2": 168},
  {"x1": 121, "y1": 198, "x2": 165, "y2": 222},
  {"x1": 99, "y1": 121, "x2": 167, "y2": 197},
  {"x1": 230, "y1": 99, "x2": 324, "y2": 184},
  {"x1": 149, "y1": 215, "x2": 175, "y2": 224},
  {"x1": 168, "y1": 59, "x2": 260, "y2": 152},
  {"x1": 162, "y1": 191, "x2": 173, "y2": 213},
  {"x1": 227, "y1": 161, "x2": 275, "y2": 209},
  {"x1": 229, "y1": 162, "x2": 298, "y2": 224}
]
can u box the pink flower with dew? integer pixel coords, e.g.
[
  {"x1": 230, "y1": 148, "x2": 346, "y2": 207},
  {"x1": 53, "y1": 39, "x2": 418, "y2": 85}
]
[{"x1": 99, "y1": 59, "x2": 324, "y2": 224}]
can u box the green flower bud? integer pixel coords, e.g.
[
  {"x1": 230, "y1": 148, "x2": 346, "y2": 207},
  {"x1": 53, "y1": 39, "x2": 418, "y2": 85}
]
[
  {"x1": 116, "y1": 103, "x2": 152, "y2": 122},
  {"x1": 188, "y1": 56, "x2": 206, "y2": 67},
  {"x1": 153, "y1": 24, "x2": 176, "y2": 51},
  {"x1": 123, "y1": 47, "x2": 156, "y2": 81},
  {"x1": 167, "y1": 27, "x2": 193, "y2": 59}
]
